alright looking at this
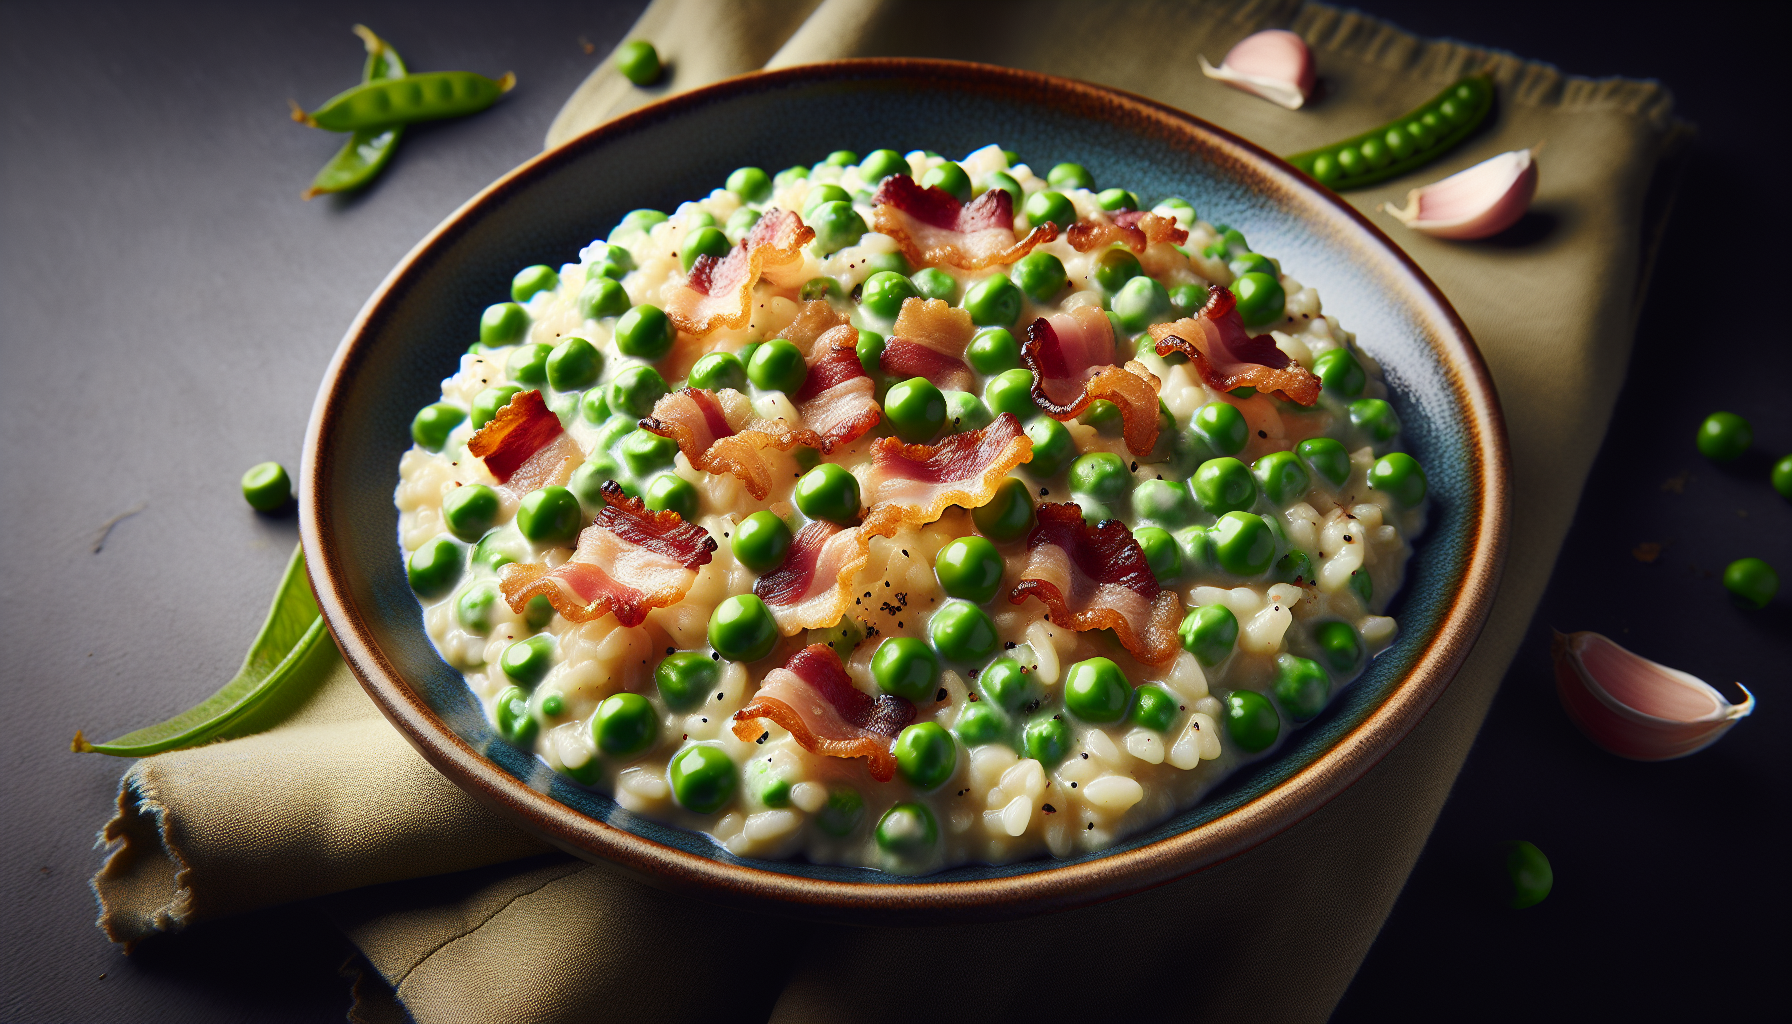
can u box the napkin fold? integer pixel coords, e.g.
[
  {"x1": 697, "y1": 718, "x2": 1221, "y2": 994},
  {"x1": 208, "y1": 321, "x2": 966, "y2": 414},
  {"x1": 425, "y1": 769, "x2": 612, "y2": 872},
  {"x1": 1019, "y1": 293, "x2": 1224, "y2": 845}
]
[{"x1": 93, "y1": 1, "x2": 1690, "y2": 1020}]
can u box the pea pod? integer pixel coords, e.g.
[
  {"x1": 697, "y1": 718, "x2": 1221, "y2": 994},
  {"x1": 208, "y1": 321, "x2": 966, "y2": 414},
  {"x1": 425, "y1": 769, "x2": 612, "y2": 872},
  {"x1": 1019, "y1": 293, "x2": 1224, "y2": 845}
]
[
  {"x1": 1286, "y1": 75, "x2": 1494, "y2": 191},
  {"x1": 72, "y1": 544, "x2": 331, "y2": 756},
  {"x1": 304, "y1": 25, "x2": 407, "y2": 200},
  {"x1": 293, "y1": 68, "x2": 515, "y2": 131}
]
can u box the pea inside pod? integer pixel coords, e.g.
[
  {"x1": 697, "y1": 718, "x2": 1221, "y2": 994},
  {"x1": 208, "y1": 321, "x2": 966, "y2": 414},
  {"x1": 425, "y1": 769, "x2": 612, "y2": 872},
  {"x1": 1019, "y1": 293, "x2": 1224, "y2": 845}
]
[
  {"x1": 294, "y1": 69, "x2": 516, "y2": 132},
  {"x1": 1286, "y1": 75, "x2": 1494, "y2": 191}
]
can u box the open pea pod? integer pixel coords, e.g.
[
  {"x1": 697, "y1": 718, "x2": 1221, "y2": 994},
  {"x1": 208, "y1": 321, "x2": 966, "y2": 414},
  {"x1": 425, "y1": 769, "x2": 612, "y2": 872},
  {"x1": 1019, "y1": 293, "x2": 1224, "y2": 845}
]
[
  {"x1": 1286, "y1": 75, "x2": 1495, "y2": 191},
  {"x1": 304, "y1": 25, "x2": 407, "y2": 200},
  {"x1": 72, "y1": 543, "x2": 331, "y2": 757}
]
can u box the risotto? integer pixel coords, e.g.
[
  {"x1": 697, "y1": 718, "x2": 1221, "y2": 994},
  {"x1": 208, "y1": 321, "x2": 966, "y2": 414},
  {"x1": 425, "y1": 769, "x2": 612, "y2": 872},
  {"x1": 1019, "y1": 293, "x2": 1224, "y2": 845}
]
[{"x1": 394, "y1": 145, "x2": 1428, "y2": 874}]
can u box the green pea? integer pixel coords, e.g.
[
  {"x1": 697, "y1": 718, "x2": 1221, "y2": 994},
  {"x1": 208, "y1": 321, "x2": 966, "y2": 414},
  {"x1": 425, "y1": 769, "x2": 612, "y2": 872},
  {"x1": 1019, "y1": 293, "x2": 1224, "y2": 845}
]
[
  {"x1": 1135, "y1": 526, "x2": 1182, "y2": 584},
  {"x1": 524, "y1": 594, "x2": 554, "y2": 631},
  {"x1": 407, "y1": 536, "x2": 463, "y2": 596},
  {"x1": 1297, "y1": 437, "x2": 1351, "y2": 487},
  {"x1": 815, "y1": 786, "x2": 865, "y2": 837},
  {"x1": 613, "y1": 40, "x2": 661, "y2": 85},
  {"x1": 1076, "y1": 498, "x2": 1113, "y2": 526},
  {"x1": 577, "y1": 277, "x2": 630, "y2": 321},
  {"x1": 807, "y1": 615, "x2": 866, "y2": 659},
  {"x1": 1229, "y1": 252, "x2": 1277, "y2": 279},
  {"x1": 641, "y1": 473, "x2": 697, "y2": 521},
  {"x1": 981, "y1": 171, "x2": 1022, "y2": 208},
  {"x1": 590, "y1": 692, "x2": 657, "y2": 757},
  {"x1": 1112, "y1": 275, "x2": 1171, "y2": 332},
  {"x1": 494, "y1": 686, "x2": 538, "y2": 745},
  {"x1": 944, "y1": 390, "x2": 993, "y2": 434},
  {"x1": 1093, "y1": 248, "x2": 1142, "y2": 293},
  {"x1": 1153, "y1": 196, "x2": 1195, "y2": 223},
  {"x1": 1724, "y1": 557, "x2": 1778, "y2": 609},
  {"x1": 1192, "y1": 458, "x2": 1256, "y2": 515},
  {"x1": 509, "y1": 265, "x2": 559, "y2": 304},
  {"x1": 798, "y1": 185, "x2": 850, "y2": 218},
  {"x1": 885, "y1": 377, "x2": 947, "y2": 443},
  {"x1": 1314, "y1": 620, "x2": 1362, "y2": 674},
  {"x1": 688, "y1": 352, "x2": 747, "y2": 392},
  {"x1": 1273, "y1": 654, "x2": 1330, "y2": 721},
  {"x1": 1131, "y1": 684, "x2": 1178, "y2": 731},
  {"x1": 589, "y1": 241, "x2": 635, "y2": 273},
  {"x1": 894, "y1": 722, "x2": 957, "y2": 790},
  {"x1": 411, "y1": 402, "x2": 466, "y2": 452},
  {"x1": 656, "y1": 650, "x2": 719, "y2": 711},
  {"x1": 732, "y1": 511, "x2": 791, "y2": 571},
  {"x1": 1165, "y1": 283, "x2": 1208, "y2": 319},
  {"x1": 1274, "y1": 549, "x2": 1312, "y2": 586},
  {"x1": 953, "y1": 703, "x2": 1005, "y2": 746},
  {"x1": 871, "y1": 636, "x2": 938, "y2": 701},
  {"x1": 1047, "y1": 162, "x2": 1095, "y2": 191},
  {"x1": 1774, "y1": 454, "x2": 1792, "y2": 500},
  {"x1": 973, "y1": 476, "x2": 1036, "y2": 541},
  {"x1": 808, "y1": 201, "x2": 867, "y2": 255},
  {"x1": 501, "y1": 343, "x2": 548, "y2": 387},
  {"x1": 1211, "y1": 511, "x2": 1276, "y2": 576},
  {"x1": 1022, "y1": 715, "x2": 1072, "y2": 767},
  {"x1": 920, "y1": 162, "x2": 972, "y2": 202},
  {"x1": 479, "y1": 302, "x2": 529, "y2": 348},
  {"x1": 516, "y1": 487, "x2": 581, "y2": 545},
  {"x1": 862, "y1": 251, "x2": 910, "y2": 277},
  {"x1": 1083, "y1": 399, "x2": 1122, "y2": 435},
  {"x1": 708, "y1": 595, "x2": 779, "y2": 662},
  {"x1": 1024, "y1": 417, "x2": 1075, "y2": 478},
  {"x1": 743, "y1": 756, "x2": 793, "y2": 808},
  {"x1": 998, "y1": 253, "x2": 1066, "y2": 308},
  {"x1": 799, "y1": 277, "x2": 843, "y2": 303},
  {"x1": 470, "y1": 386, "x2": 521, "y2": 430},
  {"x1": 934, "y1": 536, "x2": 1003, "y2": 604},
  {"x1": 615, "y1": 208, "x2": 667, "y2": 236},
  {"x1": 1696, "y1": 411, "x2": 1752, "y2": 462},
  {"x1": 1230, "y1": 272, "x2": 1285, "y2": 328},
  {"x1": 500, "y1": 634, "x2": 555, "y2": 687},
  {"x1": 1097, "y1": 187, "x2": 1138, "y2": 211},
  {"x1": 1023, "y1": 190, "x2": 1076, "y2": 232},
  {"x1": 856, "y1": 329, "x2": 886, "y2": 376},
  {"x1": 973, "y1": 658, "x2": 1025, "y2": 711},
  {"x1": 860, "y1": 271, "x2": 918, "y2": 319},
  {"x1": 773, "y1": 165, "x2": 808, "y2": 190},
  {"x1": 678, "y1": 226, "x2": 730, "y2": 274},
  {"x1": 725, "y1": 166, "x2": 772, "y2": 203},
  {"x1": 1132, "y1": 479, "x2": 1194, "y2": 527},
  {"x1": 1501, "y1": 840, "x2": 1553, "y2": 909},
  {"x1": 1252, "y1": 451, "x2": 1311, "y2": 506},
  {"x1": 539, "y1": 337, "x2": 596, "y2": 392},
  {"x1": 1313, "y1": 347, "x2": 1366, "y2": 397},
  {"x1": 564, "y1": 458, "x2": 611, "y2": 510},
  {"x1": 1349, "y1": 399, "x2": 1401, "y2": 444},
  {"x1": 1178, "y1": 605, "x2": 1237, "y2": 665},
  {"x1": 929, "y1": 600, "x2": 999, "y2": 662},
  {"x1": 455, "y1": 581, "x2": 499, "y2": 634},
  {"x1": 1369, "y1": 453, "x2": 1427, "y2": 508},
  {"x1": 1067, "y1": 453, "x2": 1128, "y2": 502},
  {"x1": 1345, "y1": 567, "x2": 1372, "y2": 611},
  {"x1": 984, "y1": 368, "x2": 1037, "y2": 418},
  {"x1": 608, "y1": 366, "x2": 669, "y2": 419},
  {"x1": 859, "y1": 149, "x2": 907, "y2": 183},
  {"x1": 669, "y1": 745, "x2": 736, "y2": 813},
  {"x1": 744, "y1": 338, "x2": 805, "y2": 395},
  {"x1": 1063, "y1": 657, "x2": 1131, "y2": 723},
  {"x1": 1223, "y1": 689, "x2": 1280, "y2": 752},
  {"x1": 1191, "y1": 402, "x2": 1248, "y2": 457},
  {"x1": 906, "y1": 267, "x2": 956, "y2": 305},
  {"x1": 817, "y1": 150, "x2": 855, "y2": 168},
  {"x1": 719, "y1": 207, "x2": 761, "y2": 244},
  {"x1": 606, "y1": 309, "x2": 673, "y2": 369},
  {"x1": 1174, "y1": 525, "x2": 1215, "y2": 573},
  {"x1": 875, "y1": 801, "x2": 938, "y2": 857},
  {"x1": 963, "y1": 274, "x2": 1022, "y2": 328},
  {"x1": 794, "y1": 463, "x2": 861, "y2": 524},
  {"x1": 472, "y1": 527, "x2": 524, "y2": 572},
  {"x1": 240, "y1": 461, "x2": 291, "y2": 512},
  {"x1": 437, "y1": 484, "x2": 497, "y2": 542}
]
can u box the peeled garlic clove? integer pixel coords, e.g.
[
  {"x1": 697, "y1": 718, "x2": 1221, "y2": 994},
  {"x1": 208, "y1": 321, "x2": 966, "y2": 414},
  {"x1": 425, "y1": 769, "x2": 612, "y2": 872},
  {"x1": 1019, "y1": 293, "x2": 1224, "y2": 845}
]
[
  {"x1": 1199, "y1": 30, "x2": 1316, "y2": 110},
  {"x1": 1552, "y1": 631, "x2": 1754, "y2": 761},
  {"x1": 1382, "y1": 148, "x2": 1538, "y2": 240}
]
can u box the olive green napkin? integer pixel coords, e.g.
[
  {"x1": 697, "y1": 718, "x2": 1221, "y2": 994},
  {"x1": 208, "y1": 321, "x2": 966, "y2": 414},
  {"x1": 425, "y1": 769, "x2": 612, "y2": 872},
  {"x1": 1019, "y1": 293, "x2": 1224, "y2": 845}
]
[{"x1": 93, "y1": 1, "x2": 1688, "y2": 1020}]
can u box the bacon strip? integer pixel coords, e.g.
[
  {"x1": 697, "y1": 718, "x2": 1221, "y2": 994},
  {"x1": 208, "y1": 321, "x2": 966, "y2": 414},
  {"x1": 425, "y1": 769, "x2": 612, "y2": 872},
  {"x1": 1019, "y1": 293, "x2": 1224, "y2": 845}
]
[
  {"x1": 499, "y1": 482, "x2": 716, "y2": 626},
  {"x1": 859, "y1": 413, "x2": 1033, "y2": 537},
  {"x1": 1147, "y1": 287, "x2": 1321, "y2": 405},
  {"x1": 732, "y1": 644, "x2": 915, "y2": 781},
  {"x1": 465, "y1": 389, "x2": 583, "y2": 504},
  {"x1": 754, "y1": 520, "x2": 874, "y2": 635},
  {"x1": 795, "y1": 326, "x2": 883, "y2": 450},
  {"x1": 1065, "y1": 210, "x2": 1189, "y2": 254},
  {"x1": 880, "y1": 298, "x2": 976, "y2": 392},
  {"x1": 641, "y1": 388, "x2": 821, "y2": 501},
  {"x1": 665, "y1": 209, "x2": 813, "y2": 337},
  {"x1": 1009, "y1": 503, "x2": 1183, "y2": 665},
  {"x1": 1021, "y1": 307, "x2": 1162, "y2": 456},
  {"x1": 870, "y1": 174, "x2": 1055, "y2": 270}
]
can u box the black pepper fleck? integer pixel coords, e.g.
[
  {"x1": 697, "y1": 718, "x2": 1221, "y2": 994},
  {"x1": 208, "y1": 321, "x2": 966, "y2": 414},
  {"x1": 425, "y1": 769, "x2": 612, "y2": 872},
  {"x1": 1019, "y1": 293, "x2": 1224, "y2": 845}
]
[
  {"x1": 1258, "y1": 429, "x2": 1268, "y2": 438},
  {"x1": 757, "y1": 731, "x2": 769, "y2": 744},
  {"x1": 666, "y1": 647, "x2": 676, "y2": 656},
  {"x1": 1042, "y1": 804, "x2": 1056, "y2": 813},
  {"x1": 935, "y1": 687, "x2": 947, "y2": 702}
]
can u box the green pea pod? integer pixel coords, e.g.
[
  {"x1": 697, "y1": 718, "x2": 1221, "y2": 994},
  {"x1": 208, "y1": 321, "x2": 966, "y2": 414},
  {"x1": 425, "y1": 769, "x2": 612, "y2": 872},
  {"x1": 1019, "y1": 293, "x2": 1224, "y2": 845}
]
[
  {"x1": 1286, "y1": 75, "x2": 1494, "y2": 191},
  {"x1": 293, "y1": 69, "x2": 516, "y2": 132},
  {"x1": 304, "y1": 25, "x2": 407, "y2": 200},
  {"x1": 72, "y1": 543, "x2": 331, "y2": 757}
]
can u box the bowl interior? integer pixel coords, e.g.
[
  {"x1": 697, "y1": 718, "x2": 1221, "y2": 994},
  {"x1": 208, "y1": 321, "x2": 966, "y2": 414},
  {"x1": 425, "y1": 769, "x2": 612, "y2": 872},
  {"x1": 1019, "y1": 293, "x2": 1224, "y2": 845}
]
[{"x1": 304, "y1": 61, "x2": 1504, "y2": 909}]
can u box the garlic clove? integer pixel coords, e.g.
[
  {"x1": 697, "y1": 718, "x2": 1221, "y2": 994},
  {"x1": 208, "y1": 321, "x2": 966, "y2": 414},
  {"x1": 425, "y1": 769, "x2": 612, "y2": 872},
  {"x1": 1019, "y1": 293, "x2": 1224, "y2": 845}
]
[
  {"x1": 1551, "y1": 631, "x2": 1754, "y2": 761},
  {"x1": 1199, "y1": 30, "x2": 1316, "y2": 110},
  {"x1": 1382, "y1": 148, "x2": 1539, "y2": 240}
]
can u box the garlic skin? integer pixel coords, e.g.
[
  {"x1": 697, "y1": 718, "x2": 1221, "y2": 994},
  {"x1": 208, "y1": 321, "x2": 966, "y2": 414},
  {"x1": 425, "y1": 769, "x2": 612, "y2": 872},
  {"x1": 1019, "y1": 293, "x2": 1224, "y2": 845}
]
[
  {"x1": 1552, "y1": 631, "x2": 1754, "y2": 761},
  {"x1": 1382, "y1": 148, "x2": 1538, "y2": 240},
  {"x1": 1199, "y1": 30, "x2": 1316, "y2": 110}
]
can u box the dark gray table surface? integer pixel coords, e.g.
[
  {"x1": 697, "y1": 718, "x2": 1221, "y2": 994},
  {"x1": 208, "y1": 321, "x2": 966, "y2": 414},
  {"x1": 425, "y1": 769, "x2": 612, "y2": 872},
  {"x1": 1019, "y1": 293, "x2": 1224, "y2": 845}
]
[{"x1": 3, "y1": 3, "x2": 1786, "y2": 1021}]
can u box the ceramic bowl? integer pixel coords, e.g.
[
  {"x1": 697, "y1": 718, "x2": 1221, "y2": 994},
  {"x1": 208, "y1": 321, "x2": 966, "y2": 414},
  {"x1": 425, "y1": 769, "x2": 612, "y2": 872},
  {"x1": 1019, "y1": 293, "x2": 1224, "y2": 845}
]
[{"x1": 301, "y1": 59, "x2": 1509, "y2": 924}]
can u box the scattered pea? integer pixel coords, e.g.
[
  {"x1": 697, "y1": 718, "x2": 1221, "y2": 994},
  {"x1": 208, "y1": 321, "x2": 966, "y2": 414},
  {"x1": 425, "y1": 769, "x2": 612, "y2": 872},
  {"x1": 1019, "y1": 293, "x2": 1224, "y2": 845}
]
[
  {"x1": 479, "y1": 302, "x2": 529, "y2": 348},
  {"x1": 1047, "y1": 162, "x2": 1095, "y2": 191},
  {"x1": 1774, "y1": 454, "x2": 1792, "y2": 500},
  {"x1": 935, "y1": 536, "x2": 1004, "y2": 604},
  {"x1": 983, "y1": 368, "x2": 1037, "y2": 418},
  {"x1": 1314, "y1": 620, "x2": 1363, "y2": 673},
  {"x1": 725, "y1": 206, "x2": 761, "y2": 242},
  {"x1": 1064, "y1": 657, "x2": 1132, "y2": 723},
  {"x1": 732, "y1": 511, "x2": 792, "y2": 571},
  {"x1": 1500, "y1": 840, "x2": 1553, "y2": 909},
  {"x1": 1131, "y1": 684, "x2": 1178, "y2": 731},
  {"x1": 1349, "y1": 398, "x2": 1401, "y2": 444},
  {"x1": 614, "y1": 304, "x2": 674, "y2": 360},
  {"x1": 1192, "y1": 401, "x2": 1248, "y2": 456},
  {"x1": 411, "y1": 402, "x2": 466, "y2": 451},
  {"x1": 1696, "y1": 411, "x2": 1752, "y2": 462},
  {"x1": 545, "y1": 337, "x2": 600, "y2": 391},
  {"x1": 871, "y1": 636, "x2": 938, "y2": 701},
  {"x1": 875, "y1": 801, "x2": 938, "y2": 856},
  {"x1": 708, "y1": 595, "x2": 779, "y2": 662},
  {"x1": 1273, "y1": 654, "x2": 1330, "y2": 721},
  {"x1": 963, "y1": 274, "x2": 1022, "y2": 328},
  {"x1": 510, "y1": 265, "x2": 559, "y2": 303},
  {"x1": 1193, "y1": 457, "x2": 1258, "y2": 515},
  {"x1": 618, "y1": 428, "x2": 677, "y2": 477},
  {"x1": 1211, "y1": 511, "x2": 1276, "y2": 576},
  {"x1": 241, "y1": 462, "x2": 291, "y2": 512},
  {"x1": 1113, "y1": 275, "x2": 1171, "y2": 331},
  {"x1": 1022, "y1": 715, "x2": 1072, "y2": 767},
  {"x1": 859, "y1": 149, "x2": 907, "y2": 184},
  {"x1": 910, "y1": 267, "x2": 958, "y2": 304},
  {"x1": 929, "y1": 600, "x2": 999, "y2": 662},
  {"x1": 1297, "y1": 437, "x2": 1351, "y2": 488},
  {"x1": 981, "y1": 171, "x2": 1022, "y2": 208},
  {"x1": 494, "y1": 685, "x2": 537, "y2": 745},
  {"x1": 920, "y1": 162, "x2": 972, "y2": 202},
  {"x1": 500, "y1": 634, "x2": 555, "y2": 687},
  {"x1": 609, "y1": 365, "x2": 669, "y2": 418},
  {"x1": 1723, "y1": 557, "x2": 1778, "y2": 609},
  {"x1": 689, "y1": 351, "x2": 747, "y2": 392},
  {"x1": 1223, "y1": 689, "x2": 1280, "y2": 752},
  {"x1": 794, "y1": 463, "x2": 861, "y2": 524},
  {"x1": 517, "y1": 487, "x2": 581, "y2": 545},
  {"x1": 1313, "y1": 347, "x2": 1366, "y2": 397},
  {"x1": 656, "y1": 650, "x2": 719, "y2": 711},
  {"x1": 669, "y1": 744, "x2": 736, "y2": 813},
  {"x1": 809, "y1": 201, "x2": 867, "y2": 254},
  {"x1": 680, "y1": 226, "x2": 730, "y2": 273},
  {"x1": 944, "y1": 390, "x2": 993, "y2": 433},
  {"x1": 1369, "y1": 452, "x2": 1427, "y2": 507},
  {"x1": 442, "y1": 483, "x2": 499, "y2": 540},
  {"x1": 578, "y1": 277, "x2": 630, "y2": 319},
  {"x1": 885, "y1": 377, "x2": 947, "y2": 442},
  {"x1": 954, "y1": 703, "x2": 1005, "y2": 746},
  {"x1": 1097, "y1": 187, "x2": 1138, "y2": 211},
  {"x1": 1231, "y1": 272, "x2": 1285, "y2": 327},
  {"x1": 1023, "y1": 190, "x2": 1076, "y2": 232},
  {"x1": 894, "y1": 722, "x2": 957, "y2": 789},
  {"x1": 1136, "y1": 526, "x2": 1182, "y2": 584},
  {"x1": 406, "y1": 536, "x2": 463, "y2": 596},
  {"x1": 613, "y1": 40, "x2": 661, "y2": 86},
  {"x1": 816, "y1": 786, "x2": 865, "y2": 837},
  {"x1": 1093, "y1": 248, "x2": 1142, "y2": 293},
  {"x1": 861, "y1": 271, "x2": 918, "y2": 319},
  {"x1": 1024, "y1": 417, "x2": 1075, "y2": 477},
  {"x1": 1011, "y1": 251, "x2": 1067, "y2": 304},
  {"x1": 973, "y1": 476, "x2": 1035, "y2": 541},
  {"x1": 644, "y1": 473, "x2": 699, "y2": 521},
  {"x1": 856, "y1": 329, "x2": 885, "y2": 376},
  {"x1": 726, "y1": 166, "x2": 772, "y2": 203},
  {"x1": 1253, "y1": 450, "x2": 1311, "y2": 506},
  {"x1": 1069, "y1": 452, "x2": 1130, "y2": 502}
]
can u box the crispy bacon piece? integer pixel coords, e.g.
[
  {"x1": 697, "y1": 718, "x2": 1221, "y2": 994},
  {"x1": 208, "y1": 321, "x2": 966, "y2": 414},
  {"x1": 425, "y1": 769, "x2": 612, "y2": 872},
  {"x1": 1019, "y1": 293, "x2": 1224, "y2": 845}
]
[
  {"x1": 465, "y1": 389, "x2": 583, "y2": 502},
  {"x1": 754, "y1": 520, "x2": 874, "y2": 635},
  {"x1": 641, "y1": 388, "x2": 820, "y2": 500},
  {"x1": 795, "y1": 326, "x2": 883, "y2": 450},
  {"x1": 859, "y1": 413, "x2": 1033, "y2": 536},
  {"x1": 732, "y1": 644, "x2": 914, "y2": 781},
  {"x1": 1065, "y1": 210, "x2": 1189, "y2": 254},
  {"x1": 1147, "y1": 287, "x2": 1320, "y2": 405},
  {"x1": 880, "y1": 298, "x2": 976, "y2": 393},
  {"x1": 499, "y1": 482, "x2": 715, "y2": 626},
  {"x1": 1021, "y1": 307, "x2": 1162, "y2": 456},
  {"x1": 1009, "y1": 503, "x2": 1183, "y2": 665},
  {"x1": 665, "y1": 209, "x2": 814, "y2": 337},
  {"x1": 870, "y1": 174, "x2": 1055, "y2": 271}
]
